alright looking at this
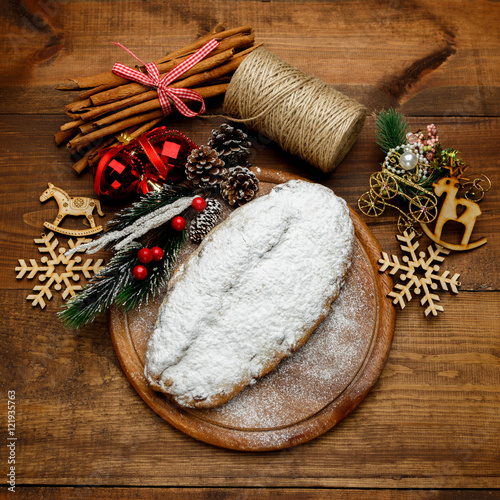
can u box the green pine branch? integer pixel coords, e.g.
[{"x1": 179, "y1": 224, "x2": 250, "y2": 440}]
[
  {"x1": 115, "y1": 227, "x2": 186, "y2": 312},
  {"x1": 58, "y1": 184, "x2": 196, "y2": 329},
  {"x1": 106, "y1": 183, "x2": 195, "y2": 241},
  {"x1": 375, "y1": 109, "x2": 409, "y2": 154},
  {"x1": 59, "y1": 226, "x2": 186, "y2": 329},
  {"x1": 58, "y1": 242, "x2": 141, "y2": 329}
]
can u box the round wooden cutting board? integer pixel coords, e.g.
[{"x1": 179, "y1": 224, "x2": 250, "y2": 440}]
[{"x1": 108, "y1": 169, "x2": 395, "y2": 451}]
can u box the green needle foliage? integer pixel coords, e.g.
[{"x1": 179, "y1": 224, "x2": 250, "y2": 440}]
[
  {"x1": 107, "y1": 183, "x2": 195, "y2": 237},
  {"x1": 114, "y1": 228, "x2": 185, "y2": 312},
  {"x1": 375, "y1": 108, "x2": 409, "y2": 154},
  {"x1": 58, "y1": 242, "x2": 141, "y2": 329},
  {"x1": 59, "y1": 184, "x2": 196, "y2": 329}
]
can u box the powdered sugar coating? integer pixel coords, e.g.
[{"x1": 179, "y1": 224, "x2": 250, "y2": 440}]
[
  {"x1": 194, "y1": 240, "x2": 376, "y2": 431},
  {"x1": 144, "y1": 180, "x2": 355, "y2": 408}
]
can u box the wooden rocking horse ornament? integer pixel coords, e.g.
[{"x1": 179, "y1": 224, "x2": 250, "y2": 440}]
[
  {"x1": 420, "y1": 176, "x2": 487, "y2": 251},
  {"x1": 40, "y1": 182, "x2": 105, "y2": 237}
]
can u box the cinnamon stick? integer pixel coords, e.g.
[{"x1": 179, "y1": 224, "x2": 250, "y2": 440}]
[
  {"x1": 60, "y1": 119, "x2": 83, "y2": 132},
  {"x1": 71, "y1": 26, "x2": 252, "y2": 90},
  {"x1": 228, "y1": 42, "x2": 263, "y2": 60},
  {"x1": 65, "y1": 98, "x2": 93, "y2": 113},
  {"x1": 167, "y1": 55, "x2": 245, "y2": 94},
  {"x1": 155, "y1": 26, "x2": 253, "y2": 64},
  {"x1": 79, "y1": 90, "x2": 157, "y2": 124},
  {"x1": 72, "y1": 142, "x2": 103, "y2": 174},
  {"x1": 73, "y1": 136, "x2": 118, "y2": 173},
  {"x1": 68, "y1": 83, "x2": 228, "y2": 152},
  {"x1": 128, "y1": 117, "x2": 163, "y2": 139},
  {"x1": 75, "y1": 84, "x2": 116, "y2": 101},
  {"x1": 82, "y1": 81, "x2": 230, "y2": 133},
  {"x1": 87, "y1": 136, "x2": 120, "y2": 171},
  {"x1": 90, "y1": 47, "x2": 236, "y2": 107},
  {"x1": 54, "y1": 127, "x2": 79, "y2": 146},
  {"x1": 68, "y1": 110, "x2": 165, "y2": 152},
  {"x1": 206, "y1": 33, "x2": 255, "y2": 60}
]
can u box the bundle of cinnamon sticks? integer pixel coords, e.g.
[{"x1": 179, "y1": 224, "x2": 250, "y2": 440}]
[{"x1": 55, "y1": 25, "x2": 260, "y2": 173}]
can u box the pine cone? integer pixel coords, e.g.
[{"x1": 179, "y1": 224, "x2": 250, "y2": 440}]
[
  {"x1": 185, "y1": 145, "x2": 225, "y2": 188},
  {"x1": 221, "y1": 166, "x2": 259, "y2": 207},
  {"x1": 208, "y1": 123, "x2": 251, "y2": 169},
  {"x1": 189, "y1": 199, "x2": 223, "y2": 244}
]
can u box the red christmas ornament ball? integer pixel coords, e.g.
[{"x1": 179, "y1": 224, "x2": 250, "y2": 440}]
[
  {"x1": 171, "y1": 216, "x2": 186, "y2": 231},
  {"x1": 191, "y1": 196, "x2": 207, "y2": 212},
  {"x1": 151, "y1": 246, "x2": 164, "y2": 261},
  {"x1": 132, "y1": 265, "x2": 148, "y2": 280},
  {"x1": 137, "y1": 247, "x2": 153, "y2": 264}
]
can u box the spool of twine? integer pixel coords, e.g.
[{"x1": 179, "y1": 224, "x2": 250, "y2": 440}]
[{"x1": 223, "y1": 48, "x2": 366, "y2": 173}]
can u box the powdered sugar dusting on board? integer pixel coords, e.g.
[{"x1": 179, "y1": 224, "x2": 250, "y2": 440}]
[
  {"x1": 110, "y1": 182, "x2": 380, "y2": 440},
  {"x1": 191, "y1": 239, "x2": 376, "y2": 429}
]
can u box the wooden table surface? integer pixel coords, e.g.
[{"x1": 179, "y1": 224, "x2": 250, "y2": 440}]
[{"x1": 1, "y1": 1, "x2": 499, "y2": 499}]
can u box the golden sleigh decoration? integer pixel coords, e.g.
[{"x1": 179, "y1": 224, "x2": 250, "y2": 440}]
[{"x1": 358, "y1": 150, "x2": 491, "y2": 251}]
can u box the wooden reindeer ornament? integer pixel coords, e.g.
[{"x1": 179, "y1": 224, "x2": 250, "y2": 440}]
[
  {"x1": 420, "y1": 176, "x2": 487, "y2": 251},
  {"x1": 40, "y1": 182, "x2": 105, "y2": 237}
]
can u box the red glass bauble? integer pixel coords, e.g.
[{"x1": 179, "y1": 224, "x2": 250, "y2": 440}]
[{"x1": 92, "y1": 127, "x2": 198, "y2": 200}]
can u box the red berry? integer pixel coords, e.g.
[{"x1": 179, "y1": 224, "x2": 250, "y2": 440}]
[
  {"x1": 151, "y1": 246, "x2": 164, "y2": 261},
  {"x1": 132, "y1": 265, "x2": 148, "y2": 280},
  {"x1": 171, "y1": 216, "x2": 186, "y2": 231},
  {"x1": 191, "y1": 196, "x2": 207, "y2": 212},
  {"x1": 137, "y1": 247, "x2": 153, "y2": 264}
]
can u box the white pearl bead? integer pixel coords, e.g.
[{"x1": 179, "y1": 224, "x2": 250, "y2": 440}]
[{"x1": 399, "y1": 151, "x2": 418, "y2": 171}]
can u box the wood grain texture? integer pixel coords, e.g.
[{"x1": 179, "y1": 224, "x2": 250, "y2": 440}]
[
  {"x1": 0, "y1": 0, "x2": 499, "y2": 116},
  {"x1": 0, "y1": 0, "x2": 499, "y2": 496},
  {"x1": 2, "y1": 487, "x2": 500, "y2": 500},
  {"x1": 1, "y1": 291, "x2": 498, "y2": 488}
]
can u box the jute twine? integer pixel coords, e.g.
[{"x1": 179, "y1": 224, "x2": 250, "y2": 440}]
[{"x1": 223, "y1": 48, "x2": 367, "y2": 173}]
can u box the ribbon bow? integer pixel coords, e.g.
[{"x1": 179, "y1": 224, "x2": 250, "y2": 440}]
[
  {"x1": 111, "y1": 39, "x2": 219, "y2": 117},
  {"x1": 94, "y1": 128, "x2": 197, "y2": 197}
]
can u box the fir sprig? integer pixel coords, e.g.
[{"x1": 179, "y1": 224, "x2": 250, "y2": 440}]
[
  {"x1": 115, "y1": 227, "x2": 186, "y2": 312},
  {"x1": 58, "y1": 242, "x2": 141, "y2": 329},
  {"x1": 59, "y1": 228, "x2": 186, "y2": 328},
  {"x1": 59, "y1": 184, "x2": 196, "y2": 329},
  {"x1": 375, "y1": 109, "x2": 409, "y2": 154},
  {"x1": 106, "y1": 183, "x2": 195, "y2": 239}
]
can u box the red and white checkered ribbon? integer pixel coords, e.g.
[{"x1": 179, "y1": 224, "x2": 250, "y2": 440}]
[{"x1": 111, "y1": 39, "x2": 219, "y2": 117}]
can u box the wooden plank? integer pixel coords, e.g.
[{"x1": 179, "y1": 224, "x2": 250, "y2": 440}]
[
  {"x1": 108, "y1": 188, "x2": 396, "y2": 451},
  {"x1": 1, "y1": 0, "x2": 499, "y2": 493},
  {"x1": 1, "y1": 289, "x2": 498, "y2": 488},
  {"x1": 0, "y1": 0, "x2": 499, "y2": 116},
  {"x1": 2, "y1": 487, "x2": 499, "y2": 500},
  {"x1": 1, "y1": 115, "x2": 498, "y2": 291}
]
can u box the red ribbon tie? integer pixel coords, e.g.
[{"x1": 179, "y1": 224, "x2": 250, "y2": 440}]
[{"x1": 111, "y1": 39, "x2": 219, "y2": 117}]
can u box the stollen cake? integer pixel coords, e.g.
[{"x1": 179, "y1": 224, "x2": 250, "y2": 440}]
[{"x1": 144, "y1": 180, "x2": 355, "y2": 408}]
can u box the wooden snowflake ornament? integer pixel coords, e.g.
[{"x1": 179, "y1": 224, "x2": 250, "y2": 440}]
[
  {"x1": 378, "y1": 230, "x2": 461, "y2": 316},
  {"x1": 15, "y1": 232, "x2": 104, "y2": 309}
]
